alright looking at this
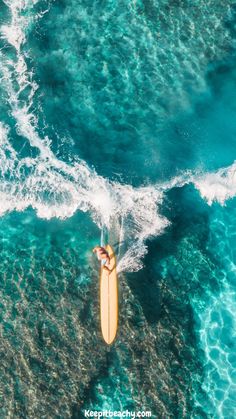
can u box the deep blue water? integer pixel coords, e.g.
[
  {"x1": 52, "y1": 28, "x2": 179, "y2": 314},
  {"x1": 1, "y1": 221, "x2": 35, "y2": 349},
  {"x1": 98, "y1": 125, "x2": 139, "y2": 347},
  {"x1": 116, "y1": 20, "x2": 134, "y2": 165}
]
[{"x1": 0, "y1": 1, "x2": 236, "y2": 417}]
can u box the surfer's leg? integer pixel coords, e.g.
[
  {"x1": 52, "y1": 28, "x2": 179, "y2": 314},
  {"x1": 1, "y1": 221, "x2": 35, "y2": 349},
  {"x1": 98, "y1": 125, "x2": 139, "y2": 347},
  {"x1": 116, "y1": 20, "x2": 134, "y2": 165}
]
[
  {"x1": 103, "y1": 259, "x2": 112, "y2": 273},
  {"x1": 103, "y1": 265, "x2": 111, "y2": 273}
]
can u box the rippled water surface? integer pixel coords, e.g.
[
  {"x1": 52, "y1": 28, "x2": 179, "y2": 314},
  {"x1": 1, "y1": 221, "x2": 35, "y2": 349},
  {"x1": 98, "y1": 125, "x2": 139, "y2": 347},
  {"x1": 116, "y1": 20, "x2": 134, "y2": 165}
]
[{"x1": 0, "y1": 0, "x2": 236, "y2": 417}]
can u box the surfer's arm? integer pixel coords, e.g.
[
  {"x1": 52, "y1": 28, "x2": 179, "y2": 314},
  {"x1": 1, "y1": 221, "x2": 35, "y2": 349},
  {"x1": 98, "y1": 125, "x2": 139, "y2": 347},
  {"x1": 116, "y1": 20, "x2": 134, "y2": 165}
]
[{"x1": 105, "y1": 255, "x2": 111, "y2": 267}]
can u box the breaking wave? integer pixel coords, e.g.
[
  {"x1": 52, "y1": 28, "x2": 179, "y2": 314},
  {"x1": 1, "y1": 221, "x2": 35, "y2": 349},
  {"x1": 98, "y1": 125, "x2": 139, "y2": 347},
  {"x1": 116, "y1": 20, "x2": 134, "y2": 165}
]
[{"x1": 194, "y1": 162, "x2": 236, "y2": 205}]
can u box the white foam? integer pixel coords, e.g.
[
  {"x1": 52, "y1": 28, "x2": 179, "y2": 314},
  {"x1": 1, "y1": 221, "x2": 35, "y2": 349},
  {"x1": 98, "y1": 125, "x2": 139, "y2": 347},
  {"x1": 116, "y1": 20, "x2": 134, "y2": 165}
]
[
  {"x1": 194, "y1": 163, "x2": 236, "y2": 205},
  {"x1": 1, "y1": 0, "x2": 40, "y2": 51}
]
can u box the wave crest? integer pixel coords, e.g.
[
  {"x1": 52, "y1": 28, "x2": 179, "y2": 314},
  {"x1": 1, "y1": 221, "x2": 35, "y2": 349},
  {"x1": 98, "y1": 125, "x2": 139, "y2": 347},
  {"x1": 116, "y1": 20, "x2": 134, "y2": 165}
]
[{"x1": 194, "y1": 163, "x2": 236, "y2": 205}]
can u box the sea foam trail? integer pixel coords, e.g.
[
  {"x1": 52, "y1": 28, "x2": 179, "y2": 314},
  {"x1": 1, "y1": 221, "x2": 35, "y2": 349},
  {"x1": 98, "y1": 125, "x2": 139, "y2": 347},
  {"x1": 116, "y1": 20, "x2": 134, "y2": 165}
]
[{"x1": 0, "y1": 120, "x2": 169, "y2": 272}]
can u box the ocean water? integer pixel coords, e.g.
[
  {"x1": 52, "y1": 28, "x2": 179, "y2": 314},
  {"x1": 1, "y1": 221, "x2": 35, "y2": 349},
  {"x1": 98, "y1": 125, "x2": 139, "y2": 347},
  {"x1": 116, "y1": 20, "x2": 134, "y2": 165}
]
[{"x1": 0, "y1": 0, "x2": 236, "y2": 417}]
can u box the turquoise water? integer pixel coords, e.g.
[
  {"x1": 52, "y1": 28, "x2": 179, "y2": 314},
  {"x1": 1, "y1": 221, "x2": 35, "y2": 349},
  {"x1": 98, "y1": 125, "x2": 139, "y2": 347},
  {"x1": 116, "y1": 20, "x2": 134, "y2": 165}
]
[{"x1": 0, "y1": 0, "x2": 236, "y2": 417}]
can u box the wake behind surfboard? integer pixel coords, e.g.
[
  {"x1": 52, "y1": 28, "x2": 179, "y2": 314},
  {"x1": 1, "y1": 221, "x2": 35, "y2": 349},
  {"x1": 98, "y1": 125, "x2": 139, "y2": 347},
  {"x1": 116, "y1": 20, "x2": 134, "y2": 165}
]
[{"x1": 100, "y1": 245, "x2": 118, "y2": 345}]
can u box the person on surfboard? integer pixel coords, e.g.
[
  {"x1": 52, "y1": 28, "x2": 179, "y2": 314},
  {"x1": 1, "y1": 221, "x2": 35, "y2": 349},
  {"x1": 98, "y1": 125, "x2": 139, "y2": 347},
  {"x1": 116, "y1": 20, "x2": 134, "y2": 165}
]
[{"x1": 93, "y1": 246, "x2": 111, "y2": 273}]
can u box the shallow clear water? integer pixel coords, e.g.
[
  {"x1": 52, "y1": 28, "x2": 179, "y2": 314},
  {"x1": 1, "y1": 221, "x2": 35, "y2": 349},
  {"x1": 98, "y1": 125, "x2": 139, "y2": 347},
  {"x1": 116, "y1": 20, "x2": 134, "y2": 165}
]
[{"x1": 0, "y1": 0, "x2": 236, "y2": 417}]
